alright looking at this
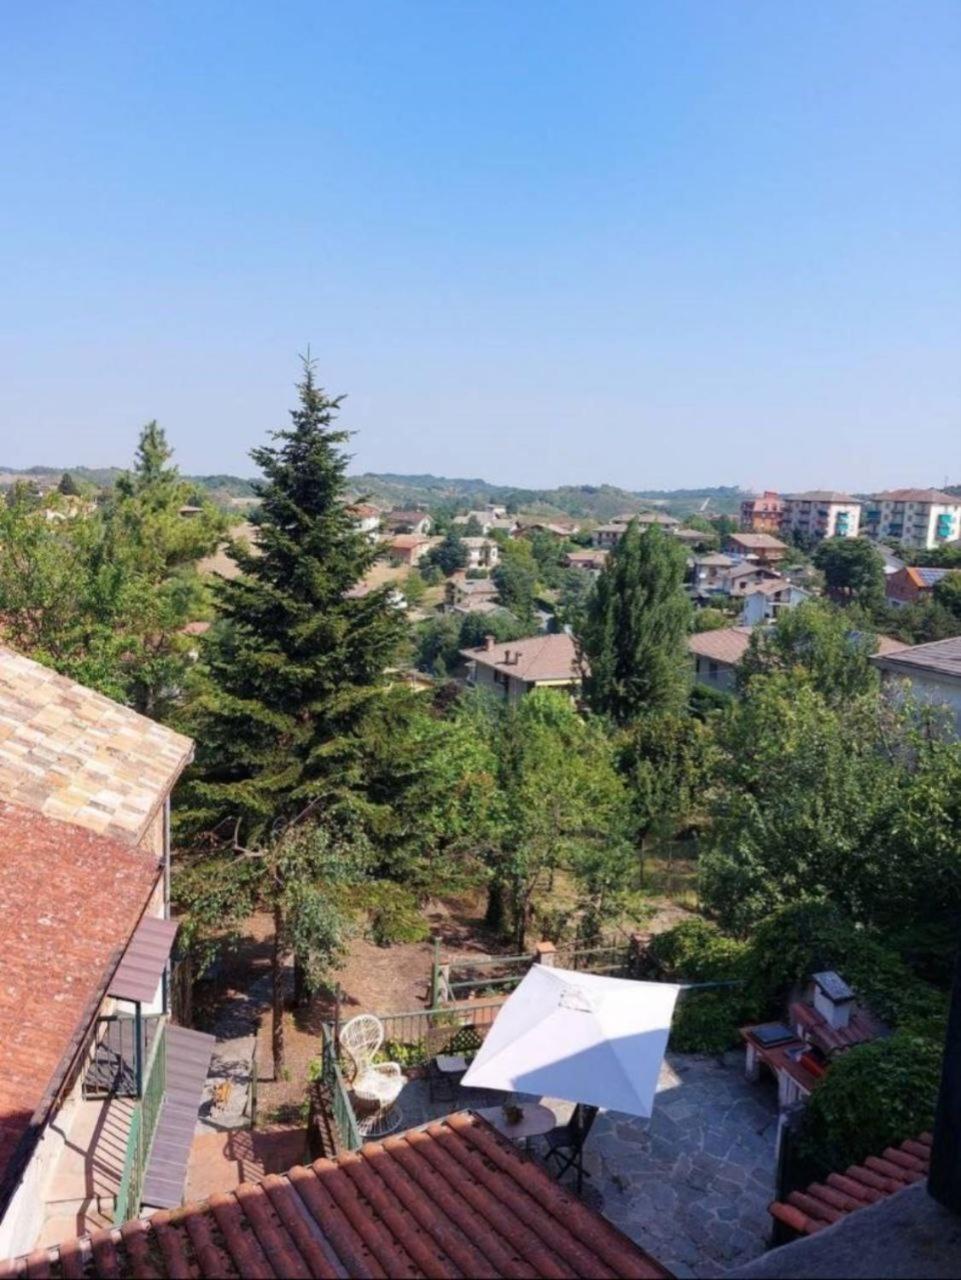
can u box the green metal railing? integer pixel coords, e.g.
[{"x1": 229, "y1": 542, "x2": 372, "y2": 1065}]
[
  {"x1": 114, "y1": 1020, "x2": 167, "y2": 1226},
  {"x1": 322, "y1": 1028, "x2": 361, "y2": 1152}
]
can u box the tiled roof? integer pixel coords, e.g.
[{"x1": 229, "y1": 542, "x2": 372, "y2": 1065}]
[
  {"x1": 873, "y1": 634, "x2": 911, "y2": 657},
  {"x1": 0, "y1": 1112, "x2": 670, "y2": 1280},
  {"x1": 769, "y1": 1132, "x2": 932, "y2": 1238},
  {"x1": 726, "y1": 533, "x2": 788, "y2": 550},
  {"x1": 687, "y1": 626, "x2": 754, "y2": 666},
  {"x1": 786, "y1": 491, "x2": 859, "y2": 503},
  {"x1": 791, "y1": 1000, "x2": 883, "y2": 1056},
  {"x1": 906, "y1": 566, "x2": 949, "y2": 588},
  {"x1": 461, "y1": 632, "x2": 582, "y2": 683},
  {"x1": 872, "y1": 634, "x2": 961, "y2": 681},
  {"x1": 0, "y1": 646, "x2": 193, "y2": 845},
  {"x1": 872, "y1": 489, "x2": 959, "y2": 504},
  {"x1": 388, "y1": 533, "x2": 431, "y2": 549},
  {"x1": 0, "y1": 801, "x2": 160, "y2": 1184}
]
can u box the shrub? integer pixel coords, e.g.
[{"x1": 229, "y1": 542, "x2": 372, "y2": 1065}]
[
  {"x1": 799, "y1": 1033, "x2": 942, "y2": 1175},
  {"x1": 669, "y1": 990, "x2": 745, "y2": 1054},
  {"x1": 647, "y1": 918, "x2": 749, "y2": 983},
  {"x1": 361, "y1": 882, "x2": 431, "y2": 947}
]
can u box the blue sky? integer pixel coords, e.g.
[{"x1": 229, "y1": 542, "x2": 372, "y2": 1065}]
[{"x1": 2, "y1": 1, "x2": 959, "y2": 491}]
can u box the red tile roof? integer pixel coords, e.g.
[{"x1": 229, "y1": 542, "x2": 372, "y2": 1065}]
[
  {"x1": 0, "y1": 802, "x2": 160, "y2": 1185},
  {"x1": 0, "y1": 1112, "x2": 671, "y2": 1279},
  {"x1": 726, "y1": 533, "x2": 788, "y2": 550},
  {"x1": 687, "y1": 626, "x2": 754, "y2": 666},
  {"x1": 769, "y1": 1132, "x2": 931, "y2": 1238},
  {"x1": 873, "y1": 489, "x2": 959, "y2": 504},
  {"x1": 790, "y1": 1000, "x2": 884, "y2": 1056},
  {"x1": 461, "y1": 632, "x2": 582, "y2": 683}
]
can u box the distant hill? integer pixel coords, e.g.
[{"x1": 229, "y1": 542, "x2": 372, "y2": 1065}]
[
  {"x1": 349, "y1": 474, "x2": 744, "y2": 519},
  {"x1": 0, "y1": 462, "x2": 742, "y2": 519}
]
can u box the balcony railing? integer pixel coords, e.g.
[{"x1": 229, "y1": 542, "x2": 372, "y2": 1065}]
[{"x1": 114, "y1": 1019, "x2": 166, "y2": 1225}]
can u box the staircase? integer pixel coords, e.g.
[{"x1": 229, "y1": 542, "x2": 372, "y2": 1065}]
[{"x1": 142, "y1": 1025, "x2": 215, "y2": 1210}]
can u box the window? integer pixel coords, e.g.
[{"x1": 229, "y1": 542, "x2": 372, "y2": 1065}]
[{"x1": 708, "y1": 661, "x2": 719, "y2": 679}]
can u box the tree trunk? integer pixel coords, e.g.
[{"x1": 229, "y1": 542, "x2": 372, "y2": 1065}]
[
  {"x1": 272, "y1": 899, "x2": 285, "y2": 1079},
  {"x1": 484, "y1": 878, "x2": 505, "y2": 932},
  {"x1": 293, "y1": 955, "x2": 308, "y2": 1008}
]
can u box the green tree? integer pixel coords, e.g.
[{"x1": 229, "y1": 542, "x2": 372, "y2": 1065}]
[
  {"x1": 492, "y1": 539, "x2": 538, "y2": 626},
  {"x1": 619, "y1": 711, "x2": 717, "y2": 845},
  {"x1": 933, "y1": 571, "x2": 961, "y2": 621},
  {"x1": 738, "y1": 600, "x2": 880, "y2": 705},
  {"x1": 429, "y1": 526, "x2": 469, "y2": 576},
  {"x1": 177, "y1": 361, "x2": 406, "y2": 1072},
  {"x1": 57, "y1": 471, "x2": 80, "y2": 496},
  {"x1": 579, "y1": 523, "x2": 692, "y2": 722},
  {"x1": 813, "y1": 537, "x2": 885, "y2": 607},
  {"x1": 486, "y1": 690, "x2": 634, "y2": 947}
]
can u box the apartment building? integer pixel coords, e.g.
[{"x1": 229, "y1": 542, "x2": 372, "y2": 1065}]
[
  {"x1": 781, "y1": 491, "x2": 861, "y2": 541},
  {"x1": 862, "y1": 490, "x2": 961, "y2": 550}
]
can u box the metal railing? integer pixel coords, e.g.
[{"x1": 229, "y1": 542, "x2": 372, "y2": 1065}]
[
  {"x1": 321, "y1": 1027, "x2": 361, "y2": 1152},
  {"x1": 376, "y1": 998, "x2": 508, "y2": 1067},
  {"x1": 113, "y1": 1019, "x2": 167, "y2": 1226}
]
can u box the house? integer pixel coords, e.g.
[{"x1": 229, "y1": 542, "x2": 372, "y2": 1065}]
[
  {"x1": 592, "y1": 511, "x2": 679, "y2": 548},
  {"x1": 871, "y1": 634, "x2": 961, "y2": 732},
  {"x1": 671, "y1": 527, "x2": 712, "y2": 547},
  {"x1": 385, "y1": 509, "x2": 433, "y2": 537},
  {"x1": 453, "y1": 510, "x2": 518, "y2": 536},
  {"x1": 688, "y1": 626, "x2": 753, "y2": 692},
  {"x1": 386, "y1": 533, "x2": 432, "y2": 566},
  {"x1": 0, "y1": 647, "x2": 211, "y2": 1259},
  {"x1": 885, "y1": 565, "x2": 949, "y2": 607},
  {"x1": 717, "y1": 563, "x2": 783, "y2": 596},
  {"x1": 690, "y1": 552, "x2": 737, "y2": 592},
  {"x1": 781, "y1": 491, "x2": 861, "y2": 540},
  {"x1": 461, "y1": 536, "x2": 500, "y2": 571},
  {"x1": 346, "y1": 502, "x2": 382, "y2": 538},
  {"x1": 862, "y1": 489, "x2": 961, "y2": 550},
  {"x1": 0, "y1": 1112, "x2": 668, "y2": 1280},
  {"x1": 739, "y1": 581, "x2": 810, "y2": 625},
  {"x1": 519, "y1": 518, "x2": 581, "y2": 538},
  {"x1": 445, "y1": 574, "x2": 500, "y2": 608},
  {"x1": 724, "y1": 532, "x2": 789, "y2": 564},
  {"x1": 564, "y1": 548, "x2": 609, "y2": 573},
  {"x1": 460, "y1": 632, "x2": 582, "y2": 701},
  {"x1": 739, "y1": 491, "x2": 784, "y2": 534}
]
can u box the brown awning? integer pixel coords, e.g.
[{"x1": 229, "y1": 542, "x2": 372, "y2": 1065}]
[{"x1": 109, "y1": 915, "x2": 179, "y2": 1003}]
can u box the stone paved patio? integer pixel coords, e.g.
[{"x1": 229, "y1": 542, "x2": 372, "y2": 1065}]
[{"x1": 394, "y1": 1049, "x2": 778, "y2": 1279}]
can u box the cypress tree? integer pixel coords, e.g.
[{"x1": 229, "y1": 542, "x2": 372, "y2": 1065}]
[
  {"x1": 179, "y1": 360, "x2": 406, "y2": 1070},
  {"x1": 578, "y1": 521, "x2": 691, "y2": 722}
]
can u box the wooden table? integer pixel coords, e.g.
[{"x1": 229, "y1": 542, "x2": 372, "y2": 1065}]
[{"x1": 474, "y1": 1102, "x2": 557, "y2": 1149}]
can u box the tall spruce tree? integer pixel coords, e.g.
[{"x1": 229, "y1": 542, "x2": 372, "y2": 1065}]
[
  {"x1": 177, "y1": 360, "x2": 406, "y2": 1071},
  {"x1": 578, "y1": 521, "x2": 691, "y2": 722}
]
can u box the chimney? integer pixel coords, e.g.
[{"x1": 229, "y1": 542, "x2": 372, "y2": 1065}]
[
  {"x1": 811, "y1": 971, "x2": 855, "y2": 1031},
  {"x1": 503, "y1": 649, "x2": 511, "y2": 664},
  {"x1": 483, "y1": 634, "x2": 495, "y2": 652}
]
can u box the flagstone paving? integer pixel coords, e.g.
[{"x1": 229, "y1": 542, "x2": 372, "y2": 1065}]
[{"x1": 398, "y1": 1049, "x2": 778, "y2": 1279}]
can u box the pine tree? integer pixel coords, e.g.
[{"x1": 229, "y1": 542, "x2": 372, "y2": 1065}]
[
  {"x1": 57, "y1": 471, "x2": 79, "y2": 496},
  {"x1": 578, "y1": 522, "x2": 691, "y2": 722},
  {"x1": 178, "y1": 359, "x2": 406, "y2": 1072}
]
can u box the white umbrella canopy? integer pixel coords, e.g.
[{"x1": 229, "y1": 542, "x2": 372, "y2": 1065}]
[{"x1": 461, "y1": 965, "x2": 679, "y2": 1117}]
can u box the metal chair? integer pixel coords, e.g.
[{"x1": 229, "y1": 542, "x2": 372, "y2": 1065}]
[
  {"x1": 339, "y1": 1014, "x2": 404, "y2": 1137},
  {"x1": 543, "y1": 1104, "x2": 599, "y2": 1192}
]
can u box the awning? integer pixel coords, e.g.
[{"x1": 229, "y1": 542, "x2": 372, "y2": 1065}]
[{"x1": 109, "y1": 915, "x2": 179, "y2": 1003}]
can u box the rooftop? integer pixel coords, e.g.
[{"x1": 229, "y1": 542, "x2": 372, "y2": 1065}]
[
  {"x1": 387, "y1": 533, "x2": 431, "y2": 549},
  {"x1": 0, "y1": 1112, "x2": 668, "y2": 1280},
  {"x1": 687, "y1": 626, "x2": 754, "y2": 666},
  {"x1": 786, "y1": 491, "x2": 860, "y2": 503},
  {"x1": 768, "y1": 1133, "x2": 931, "y2": 1240},
  {"x1": 871, "y1": 634, "x2": 961, "y2": 682},
  {"x1": 871, "y1": 489, "x2": 960, "y2": 504},
  {"x1": 0, "y1": 645, "x2": 193, "y2": 845},
  {"x1": 0, "y1": 801, "x2": 160, "y2": 1185},
  {"x1": 461, "y1": 632, "x2": 581, "y2": 683},
  {"x1": 727, "y1": 533, "x2": 789, "y2": 550},
  {"x1": 903, "y1": 566, "x2": 950, "y2": 588}
]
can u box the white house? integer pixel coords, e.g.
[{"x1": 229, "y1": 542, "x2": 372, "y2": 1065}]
[
  {"x1": 739, "y1": 581, "x2": 810, "y2": 625},
  {"x1": 462, "y1": 537, "x2": 500, "y2": 571},
  {"x1": 871, "y1": 635, "x2": 961, "y2": 732}
]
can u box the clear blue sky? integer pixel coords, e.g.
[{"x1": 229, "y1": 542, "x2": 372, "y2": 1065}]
[{"x1": 2, "y1": 1, "x2": 959, "y2": 491}]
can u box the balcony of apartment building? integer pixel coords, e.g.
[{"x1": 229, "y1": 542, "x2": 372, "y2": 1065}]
[{"x1": 35, "y1": 920, "x2": 213, "y2": 1248}]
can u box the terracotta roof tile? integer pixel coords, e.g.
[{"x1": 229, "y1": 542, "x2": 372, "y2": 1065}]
[
  {"x1": 687, "y1": 626, "x2": 754, "y2": 666},
  {"x1": 769, "y1": 1133, "x2": 932, "y2": 1239},
  {"x1": 460, "y1": 633, "x2": 582, "y2": 684},
  {"x1": 0, "y1": 647, "x2": 193, "y2": 845},
  {"x1": 0, "y1": 802, "x2": 160, "y2": 1194},
  {"x1": 0, "y1": 1113, "x2": 670, "y2": 1280}
]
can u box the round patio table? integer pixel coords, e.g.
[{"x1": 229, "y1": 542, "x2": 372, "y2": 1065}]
[{"x1": 474, "y1": 1102, "x2": 557, "y2": 1149}]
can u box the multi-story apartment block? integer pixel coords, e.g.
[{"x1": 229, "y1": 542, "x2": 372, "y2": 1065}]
[
  {"x1": 739, "y1": 492, "x2": 784, "y2": 534},
  {"x1": 862, "y1": 489, "x2": 961, "y2": 550},
  {"x1": 781, "y1": 491, "x2": 861, "y2": 541}
]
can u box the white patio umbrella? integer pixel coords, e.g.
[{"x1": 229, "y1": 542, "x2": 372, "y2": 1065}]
[{"x1": 461, "y1": 964, "x2": 679, "y2": 1117}]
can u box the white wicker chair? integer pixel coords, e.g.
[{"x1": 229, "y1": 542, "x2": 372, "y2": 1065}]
[{"x1": 339, "y1": 1014, "x2": 404, "y2": 1137}]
